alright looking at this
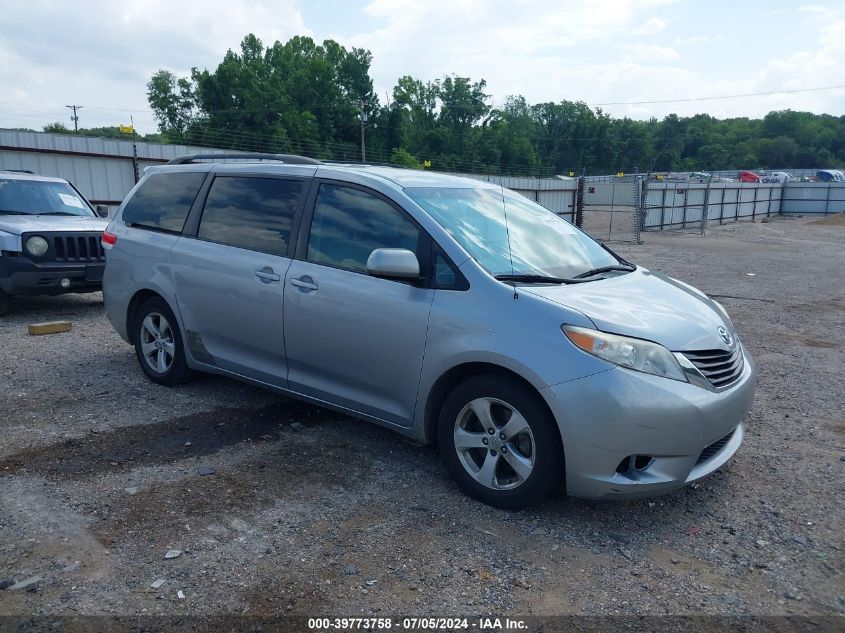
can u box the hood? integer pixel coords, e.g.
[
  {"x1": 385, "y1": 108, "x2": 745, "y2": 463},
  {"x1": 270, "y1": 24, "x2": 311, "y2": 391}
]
[
  {"x1": 521, "y1": 268, "x2": 733, "y2": 351},
  {"x1": 0, "y1": 214, "x2": 109, "y2": 235}
]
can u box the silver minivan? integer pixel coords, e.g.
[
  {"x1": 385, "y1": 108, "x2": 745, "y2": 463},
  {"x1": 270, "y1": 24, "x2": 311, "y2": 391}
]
[{"x1": 103, "y1": 154, "x2": 755, "y2": 509}]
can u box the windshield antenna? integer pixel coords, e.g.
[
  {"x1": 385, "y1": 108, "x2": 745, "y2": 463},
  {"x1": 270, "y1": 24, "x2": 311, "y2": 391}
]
[{"x1": 498, "y1": 179, "x2": 517, "y2": 300}]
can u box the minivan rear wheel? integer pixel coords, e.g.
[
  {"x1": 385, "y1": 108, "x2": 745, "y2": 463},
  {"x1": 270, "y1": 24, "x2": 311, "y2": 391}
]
[
  {"x1": 132, "y1": 297, "x2": 192, "y2": 386},
  {"x1": 438, "y1": 374, "x2": 562, "y2": 509}
]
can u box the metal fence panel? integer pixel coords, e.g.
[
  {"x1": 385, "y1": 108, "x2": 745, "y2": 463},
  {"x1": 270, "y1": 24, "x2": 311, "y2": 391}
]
[{"x1": 782, "y1": 183, "x2": 845, "y2": 215}]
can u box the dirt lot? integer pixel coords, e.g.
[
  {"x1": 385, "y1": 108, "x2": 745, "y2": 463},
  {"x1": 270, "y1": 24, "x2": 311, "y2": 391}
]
[{"x1": 0, "y1": 216, "x2": 843, "y2": 623}]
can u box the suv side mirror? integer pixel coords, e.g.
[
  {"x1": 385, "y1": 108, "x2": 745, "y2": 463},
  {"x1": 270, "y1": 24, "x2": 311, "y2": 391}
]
[
  {"x1": 95, "y1": 205, "x2": 109, "y2": 218},
  {"x1": 366, "y1": 248, "x2": 420, "y2": 280}
]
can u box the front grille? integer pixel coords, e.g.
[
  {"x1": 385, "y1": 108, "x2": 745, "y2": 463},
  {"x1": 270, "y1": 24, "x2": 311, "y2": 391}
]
[
  {"x1": 682, "y1": 346, "x2": 744, "y2": 390},
  {"x1": 696, "y1": 429, "x2": 735, "y2": 465},
  {"x1": 51, "y1": 233, "x2": 105, "y2": 263}
]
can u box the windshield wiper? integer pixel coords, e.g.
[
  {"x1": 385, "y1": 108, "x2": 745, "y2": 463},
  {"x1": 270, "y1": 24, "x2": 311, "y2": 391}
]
[
  {"x1": 36, "y1": 211, "x2": 80, "y2": 216},
  {"x1": 599, "y1": 242, "x2": 634, "y2": 267},
  {"x1": 573, "y1": 264, "x2": 636, "y2": 279},
  {"x1": 494, "y1": 274, "x2": 589, "y2": 285}
]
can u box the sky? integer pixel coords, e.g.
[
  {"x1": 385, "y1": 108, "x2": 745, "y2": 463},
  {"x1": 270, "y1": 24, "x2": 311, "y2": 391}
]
[{"x1": 0, "y1": 0, "x2": 842, "y2": 134}]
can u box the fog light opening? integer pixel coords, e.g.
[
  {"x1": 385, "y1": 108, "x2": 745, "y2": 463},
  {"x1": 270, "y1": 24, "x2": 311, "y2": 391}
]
[
  {"x1": 634, "y1": 455, "x2": 653, "y2": 470},
  {"x1": 60, "y1": 278, "x2": 72, "y2": 289},
  {"x1": 615, "y1": 455, "x2": 655, "y2": 476}
]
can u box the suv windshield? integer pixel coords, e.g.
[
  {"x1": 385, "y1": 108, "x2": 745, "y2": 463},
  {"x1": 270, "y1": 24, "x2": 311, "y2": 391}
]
[
  {"x1": 0, "y1": 177, "x2": 95, "y2": 217},
  {"x1": 406, "y1": 187, "x2": 618, "y2": 279}
]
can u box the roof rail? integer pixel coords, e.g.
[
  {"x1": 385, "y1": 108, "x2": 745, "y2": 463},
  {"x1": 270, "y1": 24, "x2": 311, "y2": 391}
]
[
  {"x1": 321, "y1": 159, "x2": 409, "y2": 169},
  {"x1": 0, "y1": 169, "x2": 35, "y2": 174},
  {"x1": 166, "y1": 152, "x2": 322, "y2": 166}
]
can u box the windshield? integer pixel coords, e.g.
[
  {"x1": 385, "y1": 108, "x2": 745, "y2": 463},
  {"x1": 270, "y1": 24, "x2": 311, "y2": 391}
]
[
  {"x1": 406, "y1": 187, "x2": 618, "y2": 278},
  {"x1": 0, "y1": 178, "x2": 95, "y2": 217}
]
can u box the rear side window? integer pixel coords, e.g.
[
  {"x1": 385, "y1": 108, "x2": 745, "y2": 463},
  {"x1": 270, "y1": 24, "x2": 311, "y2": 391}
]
[
  {"x1": 307, "y1": 184, "x2": 420, "y2": 273},
  {"x1": 197, "y1": 177, "x2": 303, "y2": 257},
  {"x1": 122, "y1": 172, "x2": 206, "y2": 233}
]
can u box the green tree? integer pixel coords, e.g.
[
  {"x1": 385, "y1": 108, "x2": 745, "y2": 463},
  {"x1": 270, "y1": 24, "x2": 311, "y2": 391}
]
[
  {"x1": 143, "y1": 34, "x2": 845, "y2": 174},
  {"x1": 147, "y1": 69, "x2": 196, "y2": 137}
]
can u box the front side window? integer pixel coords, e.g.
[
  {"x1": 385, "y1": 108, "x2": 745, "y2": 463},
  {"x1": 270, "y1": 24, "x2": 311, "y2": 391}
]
[
  {"x1": 307, "y1": 184, "x2": 420, "y2": 273},
  {"x1": 122, "y1": 172, "x2": 206, "y2": 233},
  {"x1": 0, "y1": 178, "x2": 95, "y2": 217},
  {"x1": 198, "y1": 176, "x2": 304, "y2": 256},
  {"x1": 406, "y1": 187, "x2": 617, "y2": 279}
]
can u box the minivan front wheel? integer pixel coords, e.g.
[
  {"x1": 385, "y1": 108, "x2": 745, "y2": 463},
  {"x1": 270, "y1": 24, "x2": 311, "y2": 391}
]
[
  {"x1": 438, "y1": 374, "x2": 563, "y2": 509},
  {"x1": 133, "y1": 297, "x2": 192, "y2": 386}
]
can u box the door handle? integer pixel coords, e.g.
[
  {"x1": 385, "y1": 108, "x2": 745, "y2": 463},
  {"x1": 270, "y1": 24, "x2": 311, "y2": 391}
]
[
  {"x1": 289, "y1": 276, "x2": 318, "y2": 291},
  {"x1": 255, "y1": 267, "x2": 281, "y2": 283}
]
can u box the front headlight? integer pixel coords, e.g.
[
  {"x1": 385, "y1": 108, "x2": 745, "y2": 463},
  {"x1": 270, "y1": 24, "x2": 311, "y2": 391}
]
[
  {"x1": 562, "y1": 325, "x2": 687, "y2": 382},
  {"x1": 25, "y1": 236, "x2": 49, "y2": 257}
]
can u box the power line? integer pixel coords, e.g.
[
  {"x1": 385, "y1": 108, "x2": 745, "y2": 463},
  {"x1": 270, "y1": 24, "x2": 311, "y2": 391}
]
[
  {"x1": 2, "y1": 82, "x2": 844, "y2": 129},
  {"x1": 588, "y1": 84, "x2": 845, "y2": 107}
]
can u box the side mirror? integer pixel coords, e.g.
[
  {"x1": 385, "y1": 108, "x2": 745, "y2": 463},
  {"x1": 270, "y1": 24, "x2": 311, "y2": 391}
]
[
  {"x1": 95, "y1": 205, "x2": 109, "y2": 218},
  {"x1": 366, "y1": 248, "x2": 420, "y2": 280}
]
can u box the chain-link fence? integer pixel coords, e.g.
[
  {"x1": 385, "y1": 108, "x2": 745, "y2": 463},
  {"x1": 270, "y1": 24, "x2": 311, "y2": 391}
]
[{"x1": 579, "y1": 176, "x2": 640, "y2": 242}]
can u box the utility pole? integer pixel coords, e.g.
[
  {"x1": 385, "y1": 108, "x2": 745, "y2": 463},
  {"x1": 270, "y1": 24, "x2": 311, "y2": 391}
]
[
  {"x1": 65, "y1": 105, "x2": 82, "y2": 133},
  {"x1": 359, "y1": 99, "x2": 366, "y2": 163},
  {"x1": 130, "y1": 115, "x2": 139, "y2": 184}
]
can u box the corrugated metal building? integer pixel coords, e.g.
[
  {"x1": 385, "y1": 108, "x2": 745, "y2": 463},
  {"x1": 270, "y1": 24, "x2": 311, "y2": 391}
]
[{"x1": 0, "y1": 129, "x2": 228, "y2": 211}]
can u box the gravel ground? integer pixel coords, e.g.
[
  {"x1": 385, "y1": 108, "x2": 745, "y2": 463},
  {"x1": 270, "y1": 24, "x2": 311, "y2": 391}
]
[{"x1": 0, "y1": 215, "x2": 842, "y2": 622}]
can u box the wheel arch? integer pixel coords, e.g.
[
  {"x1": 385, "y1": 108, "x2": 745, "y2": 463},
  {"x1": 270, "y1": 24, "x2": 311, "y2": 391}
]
[
  {"x1": 126, "y1": 288, "x2": 172, "y2": 345},
  {"x1": 422, "y1": 362, "x2": 564, "y2": 454}
]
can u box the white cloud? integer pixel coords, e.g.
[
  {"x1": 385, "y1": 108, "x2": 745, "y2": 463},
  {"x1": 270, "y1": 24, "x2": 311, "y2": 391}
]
[
  {"x1": 633, "y1": 17, "x2": 668, "y2": 35},
  {"x1": 0, "y1": 0, "x2": 307, "y2": 131},
  {"x1": 622, "y1": 43, "x2": 680, "y2": 63},
  {"x1": 0, "y1": 0, "x2": 841, "y2": 134},
  {"x1": 350, "y1": 0, "x2": 681, "y2": 106},
  {"x1": 673, "y1": 35, "x2": 708, "y2": 45}
]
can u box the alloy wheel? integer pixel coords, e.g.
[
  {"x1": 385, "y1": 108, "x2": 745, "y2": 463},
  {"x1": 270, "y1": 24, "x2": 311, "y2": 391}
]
[
  {"x1": 453, "y1": 397, "x2": 535, "y2": 490},
  {"x1": 139, "y1": 311, "x2": 175, "y2": 373}
]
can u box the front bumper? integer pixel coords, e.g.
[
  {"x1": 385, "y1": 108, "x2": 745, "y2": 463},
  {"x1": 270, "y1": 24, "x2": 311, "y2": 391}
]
[
  {"x1": 541, "y1": 347, "x2": 756, "y2": 499},
  {"x1": 0, "y1": 255, "x2": 104, "y2": 296}
]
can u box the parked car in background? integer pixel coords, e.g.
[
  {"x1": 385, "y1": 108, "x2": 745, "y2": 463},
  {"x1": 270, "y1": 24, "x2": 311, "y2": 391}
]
[
  {"x1": 758, "y1": 171, "x2": 795, "y2": 184},
  {"x1": 663, "y1": 171, "x2": 734, "y2": 183},
  {"x1": 815, "y1": 169, "x2": 845, "y2": 182},
  {"x1": 815, "y1": 170, "x2": 840, "y2": 182},
  {"x1": 0, "y1": 170, "x2": 109, "y2": 315},
  {"x1": 102, "y1": 153, "x2": 756, "y2": 509},
  {"x1": 738, "y1": 171, "x2": 761, "y2": 183}
]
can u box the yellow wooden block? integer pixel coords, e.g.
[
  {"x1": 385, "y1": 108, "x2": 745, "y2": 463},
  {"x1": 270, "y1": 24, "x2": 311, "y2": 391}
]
[{"x1": 27, "y1": 321, "x2": 72, "y2": 335}]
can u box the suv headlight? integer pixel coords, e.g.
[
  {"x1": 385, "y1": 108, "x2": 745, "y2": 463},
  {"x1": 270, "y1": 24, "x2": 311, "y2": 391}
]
[
  {"x1": 25, "y1": 236, "x2": 49, "y2": 257},
  {"x1": 562, "y1": 325, "x2": 687, "y2": 382}
]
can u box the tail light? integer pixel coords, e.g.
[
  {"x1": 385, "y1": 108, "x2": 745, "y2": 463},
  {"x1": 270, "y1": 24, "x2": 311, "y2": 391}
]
[{"x1": 102, "y1": 230, "x2": 117, "y2": 250}]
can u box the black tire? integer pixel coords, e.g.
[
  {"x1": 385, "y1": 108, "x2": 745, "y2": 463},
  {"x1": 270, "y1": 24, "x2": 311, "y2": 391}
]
[
  {"x1": 132, "y1": 296, "x2": 193, "y2": 386},
  {"x1": 438, "y1": 373, "x2": 563, "y2": 510},
  {"x1": 0, "y1": 289, "x2": 11, "y2": 316}
]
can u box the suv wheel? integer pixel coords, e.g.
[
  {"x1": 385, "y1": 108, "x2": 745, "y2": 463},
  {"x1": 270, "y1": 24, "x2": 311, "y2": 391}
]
[
  {"x1": 0, "y1": 290, "x2": 11, "y2": 316},
  {"x1": 133, "y1": 297, "x2": 192, "y2": 386},
  {"x1": 438, "y1": 374, "x2": 563, "y2": 510}
]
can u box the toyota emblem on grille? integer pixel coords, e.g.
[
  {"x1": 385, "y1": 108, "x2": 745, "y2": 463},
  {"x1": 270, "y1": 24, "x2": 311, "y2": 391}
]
[{"x1": 717, "y1": 326, "x2": 733, "y2": 346}]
